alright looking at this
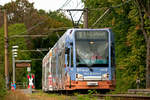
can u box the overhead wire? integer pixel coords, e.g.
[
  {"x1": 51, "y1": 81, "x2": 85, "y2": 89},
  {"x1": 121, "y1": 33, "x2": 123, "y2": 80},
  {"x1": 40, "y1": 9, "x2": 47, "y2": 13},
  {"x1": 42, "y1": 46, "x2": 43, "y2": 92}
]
[
  {"x1": 0, "y1": 0, "x2": 75, "y2": 63},
  {"x1": 91, "y1": 8, "x2": 110, "y2": 28},
  {"x1": 12, "y1": 0, "x2": 74, "y2": 51},
  {"x1": 15, "y1": 0, "x2": 73, "y2": 35},
  {"x1": 111, "y1": 0, "x2": 132, "y2": 8},
  {"x1": 9, "y1": 27, "x2": 71, "y2": 38},
  {"x1": 59, "y1": 0, "x2": 69, "y2": 9},
  {"x1": 91, "y1": 0, "x2": 132, "y2": 28},
  {"x1": 0, "y1": 0, "x2": 73, "y2": 36},
  {"x1": 59, "y1": 0, "x2": 72, "y2": 9},
  {"x1": 72, "y1": 0, "x2": 84, "y2": 18},
  {"x1": 60, "y1": 0, "x2": 84, "y2": 27},
  {"x1": 19, "y1": 19, "x2": 49, "y2": 35}
]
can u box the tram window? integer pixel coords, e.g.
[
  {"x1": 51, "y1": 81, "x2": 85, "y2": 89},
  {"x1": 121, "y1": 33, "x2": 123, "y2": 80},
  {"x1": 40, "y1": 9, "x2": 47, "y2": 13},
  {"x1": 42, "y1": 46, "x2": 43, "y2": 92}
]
[
  {"x1": 46, "y1": 62, "x2": 49, "y2": 82},
  {"x1": 52, "y1": 56, "x2": 56, "y2": 77},
  {"x1": 66, "y1": 48, "x2": 70, "y2": 67},
  {"x1": 42, "y1": 64, "x2": 45, "y2": 81},
  {"x1": 71, "y1": 47, "x2": 73, "y2": 67}
]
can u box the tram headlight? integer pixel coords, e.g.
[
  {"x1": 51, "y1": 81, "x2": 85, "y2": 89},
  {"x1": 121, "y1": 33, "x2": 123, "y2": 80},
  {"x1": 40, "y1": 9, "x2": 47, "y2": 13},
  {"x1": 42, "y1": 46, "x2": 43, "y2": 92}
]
[
  {"x1": 102, "y1": 73, "x2": 109, "y2": 80},
  {"x1": 76, "y1": 73, "x2": 83, "y2": 79},
  {"x1": 107, "y1": 73, "x2": 109, "y2": 78}
]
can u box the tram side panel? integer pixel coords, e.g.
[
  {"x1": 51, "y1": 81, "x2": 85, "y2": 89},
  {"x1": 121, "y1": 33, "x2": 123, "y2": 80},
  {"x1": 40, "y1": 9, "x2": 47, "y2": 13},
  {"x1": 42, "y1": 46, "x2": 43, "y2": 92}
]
[
  {"x1": 110, "y1": 30, "x2": 116, "y2": 88},
  {"x1": 42, "y1": 55, "x2": 50, "y2": 91},
  {"x1": 57, "y1": 47, "x2": 66, "y2": 90}
]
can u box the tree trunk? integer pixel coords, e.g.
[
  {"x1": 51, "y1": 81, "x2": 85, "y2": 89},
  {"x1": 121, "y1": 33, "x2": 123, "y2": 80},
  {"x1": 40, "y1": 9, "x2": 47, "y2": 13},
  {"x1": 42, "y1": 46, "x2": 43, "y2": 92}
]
[
  {"x1": 135, "y1": 0, "x2": 150, "y2": 88},
  {"x1": 146, "y1": 37, "x2": 150, "y2": 88}
]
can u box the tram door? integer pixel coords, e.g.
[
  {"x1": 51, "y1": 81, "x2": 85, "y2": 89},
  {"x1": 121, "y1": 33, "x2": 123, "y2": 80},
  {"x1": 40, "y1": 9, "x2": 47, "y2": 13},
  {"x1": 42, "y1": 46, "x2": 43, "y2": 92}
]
[
  {"x1": 65, "y1": 42, "x2": 73, "y2": 68},
  {"x1": 65, "y1": 47, "x2": 72, "y2": 68},
  {"x1": 65, "y1": 47, "x2": 69, "y2": 68},
  {"x1": 65, "y1": 43, "x2": 74, "y2": 88}
]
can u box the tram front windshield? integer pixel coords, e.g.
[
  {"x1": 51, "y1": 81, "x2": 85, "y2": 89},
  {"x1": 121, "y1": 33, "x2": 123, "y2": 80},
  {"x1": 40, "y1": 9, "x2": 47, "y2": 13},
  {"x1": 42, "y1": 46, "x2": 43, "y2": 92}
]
[{"x1": 75, "y1": 30, "x2": 109, "y2": 67}]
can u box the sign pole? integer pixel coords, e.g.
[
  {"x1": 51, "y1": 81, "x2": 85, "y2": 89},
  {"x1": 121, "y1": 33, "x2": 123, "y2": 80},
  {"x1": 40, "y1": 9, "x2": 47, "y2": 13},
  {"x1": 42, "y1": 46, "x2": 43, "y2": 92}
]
[
  {"x1": 12, "y1": 55, "x2": 15, "y2": 83},
  {"x1": 27, "y1": 67, "x2": 32, "y2": 94},
  {"x1": 12, "y1": 45, "x2": 19, "y2": 84},
  {"x1": 29, "y1": 79, "x2": 32, "y2": 94}
]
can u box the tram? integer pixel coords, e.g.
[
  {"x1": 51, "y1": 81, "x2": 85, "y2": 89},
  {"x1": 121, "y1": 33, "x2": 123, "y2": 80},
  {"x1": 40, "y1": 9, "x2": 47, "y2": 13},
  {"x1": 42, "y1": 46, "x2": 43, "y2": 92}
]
[{"x1": 42, "y1": 28, "x2": 115, "y2": 91}]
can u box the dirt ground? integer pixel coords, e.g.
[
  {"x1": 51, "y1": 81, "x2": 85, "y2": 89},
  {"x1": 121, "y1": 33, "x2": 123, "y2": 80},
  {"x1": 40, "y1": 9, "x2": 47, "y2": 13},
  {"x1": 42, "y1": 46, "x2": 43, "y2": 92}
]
[{"x1": 3, "y1": 90, "x2": 72, "y2": 100}]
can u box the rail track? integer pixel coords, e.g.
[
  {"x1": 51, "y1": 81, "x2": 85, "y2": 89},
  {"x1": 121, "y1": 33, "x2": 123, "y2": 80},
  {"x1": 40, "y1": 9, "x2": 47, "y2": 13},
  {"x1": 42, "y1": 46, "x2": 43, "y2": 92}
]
[
  {"x1": 66, "y1": 93, "x2": 150, "y2": 100},
  {"x1": 90, "y1": 94, "x2": 150, "y2": 100},
  {"x1": 46, "y1": 91, "x2": 150, "y2": 100},
  {"x1": 20, "y1": 89, "x2": 150, "y2": 100}
]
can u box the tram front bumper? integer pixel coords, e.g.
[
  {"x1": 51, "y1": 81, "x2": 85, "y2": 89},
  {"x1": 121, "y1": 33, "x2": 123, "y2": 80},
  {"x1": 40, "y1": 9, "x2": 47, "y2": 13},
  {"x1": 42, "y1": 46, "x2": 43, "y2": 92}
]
[{"x1": 65, "y1": 80, "x2": 115, "y2": 90}]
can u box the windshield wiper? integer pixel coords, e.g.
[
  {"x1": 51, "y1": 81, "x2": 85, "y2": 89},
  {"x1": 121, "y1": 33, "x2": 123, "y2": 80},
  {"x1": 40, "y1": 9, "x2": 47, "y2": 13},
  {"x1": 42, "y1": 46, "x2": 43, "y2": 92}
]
[
  {"x1": 88, "y1": 67, "x2": 93, "y2": 72},
  {"x1": 87, "y1": 64, "x2": 93, "y2": 72}
]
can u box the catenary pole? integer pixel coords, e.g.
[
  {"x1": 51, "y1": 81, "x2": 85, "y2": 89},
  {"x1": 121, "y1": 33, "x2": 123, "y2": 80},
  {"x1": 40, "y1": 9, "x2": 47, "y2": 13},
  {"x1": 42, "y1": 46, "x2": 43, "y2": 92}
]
[
  {"x1": 83, "y1": 8, "x2": 88, "y2": 28},
  {"x1": 4, "y1": 10, "x2": 9, "y2": 89}
]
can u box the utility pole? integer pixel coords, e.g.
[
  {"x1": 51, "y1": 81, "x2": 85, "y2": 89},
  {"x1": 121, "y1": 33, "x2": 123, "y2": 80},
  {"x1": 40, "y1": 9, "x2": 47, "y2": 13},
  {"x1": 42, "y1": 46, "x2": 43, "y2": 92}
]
[
  {"x1": 4, "y1": 10, "x2": 9, "y2": 89},
  {"x1": 83, "y1": 8, "x2": 88, "y2": 28}
]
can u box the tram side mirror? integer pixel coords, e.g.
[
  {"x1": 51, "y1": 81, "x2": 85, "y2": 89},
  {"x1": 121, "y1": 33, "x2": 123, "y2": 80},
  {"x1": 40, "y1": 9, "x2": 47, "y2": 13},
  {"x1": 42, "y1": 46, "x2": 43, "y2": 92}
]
[
  {"x1": 70, "y1": 42, "x2": 73, "y2": 46},
  {"x1": 65, "y1": 48, "x2": 69, "y2": 54}
]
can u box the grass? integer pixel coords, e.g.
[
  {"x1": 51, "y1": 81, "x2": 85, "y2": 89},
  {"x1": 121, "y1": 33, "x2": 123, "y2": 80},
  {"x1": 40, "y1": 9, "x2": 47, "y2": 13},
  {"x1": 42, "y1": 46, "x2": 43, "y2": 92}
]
[
  {"x1": 4, "y1": 90, "x2": 29, "y2": 100},
  {"x1": 74, "y1": 90, "x2": 98, "y2": 100},
  {"x1": 28, "y1": 90, "x2": 72, "y2": 100},
  {"x1": 3, "y1": 90, "x2": 72, "y2": 100},
  {"x1": 3, "y1": 89, "x2": 118, "y2": 100}
]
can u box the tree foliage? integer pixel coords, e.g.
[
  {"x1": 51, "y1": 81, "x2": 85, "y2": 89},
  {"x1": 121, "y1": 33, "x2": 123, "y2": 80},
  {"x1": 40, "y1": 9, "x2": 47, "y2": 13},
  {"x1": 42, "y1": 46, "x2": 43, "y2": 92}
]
[
  {"x1": 83, "y1": 0, "x2": 149, "y2": 92},
  {"x1": 1, "y1": 0, "x2": 72, "y2": 89}
]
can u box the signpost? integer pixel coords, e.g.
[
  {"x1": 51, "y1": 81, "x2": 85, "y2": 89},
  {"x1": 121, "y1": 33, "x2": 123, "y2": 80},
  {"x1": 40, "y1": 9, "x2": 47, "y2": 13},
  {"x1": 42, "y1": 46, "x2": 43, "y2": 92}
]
[
  {"x1": 12, "y1": 59, "x2": 32, "y2": 90},
  {"x1": 16, "y1": 63, "x2": 31, "y2": 68},
  {"x1": 27, "y1": 74, "x2": 35, "y2": 94},
  {"x1": 27, "y1": 67, "x2": 31, "y2": 72},
  {"x1": 11, "y1": 46, "x2": 33, "y2": 91}
]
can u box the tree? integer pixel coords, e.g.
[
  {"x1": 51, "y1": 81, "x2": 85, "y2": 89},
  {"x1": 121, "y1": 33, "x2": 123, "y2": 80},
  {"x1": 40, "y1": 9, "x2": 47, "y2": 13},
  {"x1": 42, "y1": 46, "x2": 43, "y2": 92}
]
[
  {"x1": 134, "y1": 0, "x2": 150, "y2": 88},
  {"x1": 3, "y1": 0, "x2": 34, "y2": 24}
]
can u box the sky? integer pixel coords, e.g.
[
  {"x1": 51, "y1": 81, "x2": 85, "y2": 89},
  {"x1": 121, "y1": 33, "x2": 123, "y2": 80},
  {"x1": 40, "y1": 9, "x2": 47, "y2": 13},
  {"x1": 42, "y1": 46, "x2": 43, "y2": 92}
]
[{"x1": 0, "y1": 0, "x2": 84, "y2": 21}]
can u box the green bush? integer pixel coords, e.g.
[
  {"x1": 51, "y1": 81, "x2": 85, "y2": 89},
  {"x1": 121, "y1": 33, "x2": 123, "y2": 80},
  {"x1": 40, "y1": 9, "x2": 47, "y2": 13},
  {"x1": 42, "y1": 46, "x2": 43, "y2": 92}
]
[{"x1": 0, "y1": 74, "x2": 6, "y2": 98}]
